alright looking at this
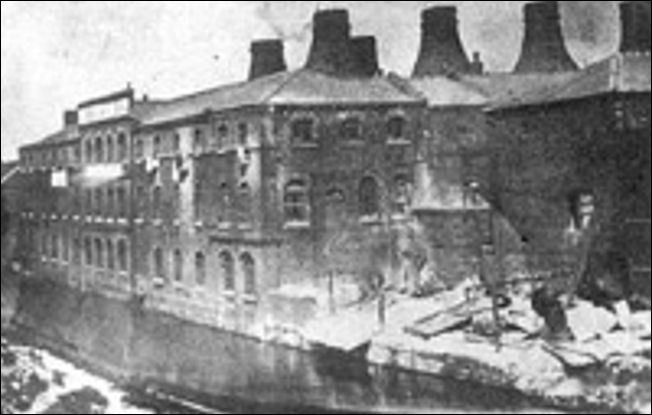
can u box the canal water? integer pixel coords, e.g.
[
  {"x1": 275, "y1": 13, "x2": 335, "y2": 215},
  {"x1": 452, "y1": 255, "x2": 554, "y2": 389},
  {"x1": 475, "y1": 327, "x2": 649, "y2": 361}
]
[{"x1": 1, "y1": 335, "x2": 569, "y2": 415}]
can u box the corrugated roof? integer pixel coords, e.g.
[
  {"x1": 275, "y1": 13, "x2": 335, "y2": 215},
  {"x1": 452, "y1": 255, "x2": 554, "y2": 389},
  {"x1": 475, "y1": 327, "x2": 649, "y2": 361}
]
[
  {"x1": 491, "y1": 52, "x2": 651, "y2": 109},
  {"x1": 141, "y1": 69, "x2": 424, "y2": 127},
  {"x1": 409, "y1": 76, "x2": 488, "y2": 107}
]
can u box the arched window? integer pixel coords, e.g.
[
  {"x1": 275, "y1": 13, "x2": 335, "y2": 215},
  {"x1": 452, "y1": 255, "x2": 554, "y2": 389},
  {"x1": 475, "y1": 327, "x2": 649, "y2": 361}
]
[
  {"x1": 291, "y1": 118, "x2": 315, "y2": 145},
  {"x1": 154, "y1": 247, "x2": 166, "y2": 280},
  {"x1": 195, "y1": 252, "x2": 206, "y2": 286},
  {"x1": 117, "y1": 133, "x2": 128, "y2": 161},
  {"x1": 341, "y1": 117, "x2": 362, "y2": 142},
  {"x1": 387, "y1": 116, "x2": 406, "y2": 141},
  {"x1": 117, "y1": 187, "x2": 127, "y2": 218},
  {"x1": 95, "y1": 189, "x2": 104, "y2": 216},
  {"x1": 51, "y1": 234, "x2": 59, "y2": 260},
  {"x1": 107, "y1": 188, "x2": 115, "y2": 218},
  {"x1": 84, "y1": 237, "x2": 93, "y2": 266},
  {"x1": 217, "y1": 124, "x2": 229, "y2": 149},
  {"x1": 173, "y1": 249, "x2": 184, "y2": 283},
  {"x1": 238, "y1": 123, "x2": 248, "y2": 147},
  {"x1": 107, "y1": 239, "x2": 115, "y2": 271},
  {"x1": 95, "y1": 238, "x2": 104, "y2": 268},
  {"x1": 194, "y1": 128, "x2": 205, "y2": 152},
  {"x1": 284, "y1": 180, "x2": 310, "y2": 224},
  {"x1": 238, "y1": 182, "x2": 252, "y2": 224},
  {"x1": 117, "y1": 240, "x2": 128, "y2": 272},
  {"x1": 85, "y1": 141, "x2": 93, "y2": 164},
  {"x1": 241, "y1": 253, "x2": 256, "y2": 296},
  {"x1": 359, "y1": 176, "x2": 380, "y2": 217},
  {"x1": 106, "y1": 135, "x2": 114, "y2": 163},
  {"x1": 220, "y1": 251, "x2": 235, "y2": 292},
  {"x1": 134, "y1": 138, "x2": 144, "y2": 159},
  {"x1": 95, "y1": 137, "x2": 104, "y2": 164},
  {"x1": 173, "y1": 133, "x2": 181, "y2": 153}
]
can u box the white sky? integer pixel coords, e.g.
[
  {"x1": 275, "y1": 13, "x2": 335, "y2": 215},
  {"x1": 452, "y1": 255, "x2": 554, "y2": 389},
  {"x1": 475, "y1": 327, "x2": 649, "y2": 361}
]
[{"x1": 1, "y1": 1, "x2": 622, "y2": 161}]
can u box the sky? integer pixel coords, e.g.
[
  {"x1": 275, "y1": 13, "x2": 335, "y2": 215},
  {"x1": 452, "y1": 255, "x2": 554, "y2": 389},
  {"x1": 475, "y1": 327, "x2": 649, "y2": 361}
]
[{"x1": 1, "y1": 1, "x2": 625, "y2": 161}]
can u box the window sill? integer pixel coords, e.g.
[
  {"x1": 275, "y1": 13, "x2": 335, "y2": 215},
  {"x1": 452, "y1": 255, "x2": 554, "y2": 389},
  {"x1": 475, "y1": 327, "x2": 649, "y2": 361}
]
[
  {"x1": 152, "y1": 277, "x2": 167, "y2": 289},
  {"x1": 291, "y1": 143, "x2": 318, "y2": 150},
  {"x1": 152, "y1": 219, "x2": 164, "y2": 227},
  {"x1": 237, "y1": 223, "x2": 253, "y2": 231},
  {"x1": 359, "y1": 215, "x2": 383, "y2": 225},
  {"x1": 243, "y1": 294, "x2": 259, "y2": 305},
  {"x1": 217, "y1": 222, "x2": 231, "y2": 231},
  {"x1": 223, "y1": 291, "x2": 237, "y2": 301},
  {"x1": 387, "y1": 139, "x2": 412, "y2": 146},
  {"x1": 342, "y1": 140, "x2": 365, "y2": 147},
  {"x1": 284, "y1": 221, "x2": 311, "y2": 230}
]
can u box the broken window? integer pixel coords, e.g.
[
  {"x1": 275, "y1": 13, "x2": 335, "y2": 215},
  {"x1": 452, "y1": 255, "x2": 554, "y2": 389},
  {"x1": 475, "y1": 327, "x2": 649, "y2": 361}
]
[
  {"x1": 569, "y1": 192, "x2": 595, "y2": 231},
  {"x1": 195, "y1": 252, "x2": 206, "y2": 286},
  {"x1": 220, "y1": 251, "x2": 236, "y2": 292},
  {"x1": 241, "y1": 253, "x2": 256, "y2": 296},
  {"x1": 341, "y1": 117, "x2": 363, "y2": 142},
  {"x1": 387, "y1": 116, "x2": 406, "y2": 141},
  {"x1": 291, "y1": 119, "x2": 316, "y2": 145},
  {"x1": 359, "y1": 176, "x2": 381, "y2": 217},
  {"x1": 284, "y1": 180, "x2": 310, "y2": 224}
]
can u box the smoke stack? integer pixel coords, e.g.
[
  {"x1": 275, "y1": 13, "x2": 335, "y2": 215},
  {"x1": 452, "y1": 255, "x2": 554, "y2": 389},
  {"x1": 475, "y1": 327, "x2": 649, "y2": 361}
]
[
  {"x1": 305, "y1": 9, "x2": 357, "y2": 76},
  {"x1": 620, "y1": 1, "x2": 651, "y2": 53},
  {"x1": 412, "y1": 6, "x2": 472, "y2": 78},
  {"x1": 249, "y1": 39, "x2": 287, "y2": 80},
  {"x1": 514, "y1": 1, "x2": 578, "y2": 73},
  {"x1": 351, "y1": 36, "x2": 381, "y2": 77}
]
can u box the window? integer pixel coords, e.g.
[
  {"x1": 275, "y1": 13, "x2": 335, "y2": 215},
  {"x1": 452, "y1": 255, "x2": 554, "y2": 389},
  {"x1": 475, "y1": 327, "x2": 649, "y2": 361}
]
[
  {"x1": 238, "y1": 123, "x2": 248, "y2": 147},
  {"x1": 173, "y1": 250, "x2": 184, "y2": 283},
  {"x1": 95, "y1": 189, "x2": 104, "y2": 216},
  {"x1": 134, "y1": 138, "x2": 144, "y2": 159},
  {"x1": 117, "y1": 240, "x2": 128, "y2": 272},
  {"x1": 284, "y1": 180, "x2": 310, "y2": 224},
  {"x1": 341, "y1": 118, "x2": 362, "y2": 142},
  {"x1": 153, "y1": 135, "x2": 161, "y2": 158},
  {"x1": 291, "y1": 119, "x2": 315, "y2": 145},
  {"x1": 154, "y1": 247, "x2": 165, "y2": 280},
  {"x1": 393, "y1": 174, "x2": 412, "y2": 214},
  {"x1": 195, "y1": 252, "x2": 206, "y2": 286},
  {"x1": 42, "y1": 234, "x2": 49, "y2": 258},
  {"x1": 220, "y1": 251, "x2": 235, "y2": 292},
  {"x1": 84, "y1": 237, "x2": 93, "y2": 266},
  {"x1": 359, "y1": 176, "x2": 380, "y2": 217},
  {"x1": 107, "y1": 188, "x2": 115, "y2": 217},
  {"x1": 95, "y1": 238, "x2": 104, "y2": 268},
  {"x1": 95, "y1": 137, "x2": 104, "y2": 164},
  {"x1": 117, "y1": 133, "x2": 128, "y2": 161},
  {"x1": 73, "y1": 238, "x2": 81, "y2": 265},
  {"x1": 241, "y1": 253, "x2": 256, "y2": 296},
  {"x1": 85, "y1": 191, "x2": 93, "y2": 215},
  {"x1": 107, "y1": 240, "x2": 115, "y2": 271},
  {"x1": 194, "y1": 128, "x2": 205, "y2": 152},
  {"x1": 117, "y1": 187, "x2": 127, "y2": 219},
  {"x1": 106, "y1": 135, "x2": 114, "y2": 163},
  {"x1": 85, "y1": 141, "x2": 93, "y2": 164},
  {"x1": 217, "y1": 124, "x2": 229, "y2": 149},
  {"x1": 173, "y1": 133, "x2": 181, "y2": 153},
  {"x1": 152, "y1": 187, "x2": 162, "y2": 220},
  {"x1": 569, "y1": 192, "x2": 595, "y2": 231},
  {"x1": 51, "y1": 234, "x2": 59, "y2": 260},
  {"x1": 238, "y1": 183, "x2": 252, "y2": 224},
  {"x1": 387, "y1": 116, "x2": 406, "y2": 141}
]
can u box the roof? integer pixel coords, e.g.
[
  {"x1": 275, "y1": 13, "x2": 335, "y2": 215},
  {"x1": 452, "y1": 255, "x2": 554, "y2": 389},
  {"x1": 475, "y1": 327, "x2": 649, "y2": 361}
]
[
  {"x1": 141, "y1": 69, "x2": 424, "y2": 127},
  {"x1": 409, "y1": 76, "x2": 488, "y2": 107},
  {"x1": 1, "y1": 162, "x2": 19, "y2": 185},
  {"x1": 461, "y1": 71, "x2": 577, "y2": 109},
  {"x1": 491, "y1": 52, "x2": 651, "y2": 110}
]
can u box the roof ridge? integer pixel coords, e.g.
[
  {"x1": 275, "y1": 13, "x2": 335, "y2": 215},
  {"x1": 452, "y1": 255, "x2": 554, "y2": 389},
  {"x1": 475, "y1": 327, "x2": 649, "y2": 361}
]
[{"x1": 260, "y1": 69, "x2": 306, "y2": 105}]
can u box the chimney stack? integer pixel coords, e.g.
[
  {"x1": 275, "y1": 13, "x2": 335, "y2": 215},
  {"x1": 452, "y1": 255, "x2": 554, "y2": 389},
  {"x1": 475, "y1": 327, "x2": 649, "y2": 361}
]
[
  {"x1": 620, "y1": 1, "x2": 651, "y2": 53},
  {"x1": 249, "y1": 39, "x2": 287, "y2": 81},
  {"x1": 351, "y1": 36, "x2": 381, "y2": 77},
  {"x1": 412, "y1": 6, "x2": 472, "y2": 78},
  {"x1": 514, "y1": 1, "x2": 578, "y2": 74},
  {"x1": 64, "y1": 110, "x2": 78, "y2": 128},
  {"x1": 305, "y1": 9, "x2": 357, "y2": 77}
]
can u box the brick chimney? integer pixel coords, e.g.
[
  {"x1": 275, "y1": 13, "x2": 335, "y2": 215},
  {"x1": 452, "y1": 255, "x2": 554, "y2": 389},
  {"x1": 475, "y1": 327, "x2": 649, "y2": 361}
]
[
  {"x1": 620, "y1": 1, "x2": 651, "y2": 53},
  {"x1": 514, "y1": 1, "x2": 578, "y2": 73},
  {"x1": 305, "y1": 9, "x2": 357, "y2": 77},
  {"x1": 412, "y1": 6, "x2": 472, "y2": 78},
  {"x1": 249, "y1": 39, "x2": 287, "y2": 81},
  {"x1": 351, "y1": 36, "x2": 381, "y2": 77},
  {"x1": 64, "y1": 110, "x2": 78, "y2": 127}
]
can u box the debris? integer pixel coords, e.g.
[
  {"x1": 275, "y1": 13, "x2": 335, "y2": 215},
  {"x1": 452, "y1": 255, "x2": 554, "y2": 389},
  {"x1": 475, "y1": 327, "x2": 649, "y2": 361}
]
[
  {"x1": 630, "y1": 311, "x2": 652, "y2": 339},
  {"x1": 614, "y1": 300, "x2": 633, "y2": 329},
  {"x1": 542, "y1": 342, "x2": 601, "y2": 369},
  {"x1": 406, "y1": 313, "x2": 472, "y2": 339},
  {"x1": 566, "y1": 301, "x2": 617, "y2": 342},
  {"x1": 532, "y1": 287, "x2": 573, "y2": 341}
]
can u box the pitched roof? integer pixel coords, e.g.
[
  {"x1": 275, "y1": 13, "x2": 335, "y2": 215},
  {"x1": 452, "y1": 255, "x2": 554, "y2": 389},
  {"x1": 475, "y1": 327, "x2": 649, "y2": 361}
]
[
  {"x1": 491, "y1": 52, "x2": 651, "y2": 109},
  {"x1": 140, "y1": 69, "x2": 424, "y2": 127},
  {"x1": 1, "y1": 162, "x2": 19, "y2": 185},
  {"x1": 409, "y1": 76, "x2": 488, "y2": 107}
]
